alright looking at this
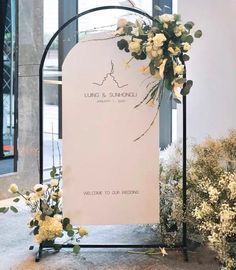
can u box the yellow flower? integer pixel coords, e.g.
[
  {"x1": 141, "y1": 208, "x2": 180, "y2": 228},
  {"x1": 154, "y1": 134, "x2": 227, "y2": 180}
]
[
  {"x1": 8, "y1": 183, "x2": 18, "y2": 193},
  {"x1": 78, "y1": 227, "x2": 88, "y2": 237}
]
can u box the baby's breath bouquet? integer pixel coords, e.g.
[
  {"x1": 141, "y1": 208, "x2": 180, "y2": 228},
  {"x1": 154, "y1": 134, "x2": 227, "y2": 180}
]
[
  {"x1": 1, "y1": 167, "x2": 87, "y2": 254},
  {"x1": 116, "y1": 14, "x2": 202, "y2": 105},
  {"x1": 159, "y1": 131, "x2": 236, "y2": 270}
]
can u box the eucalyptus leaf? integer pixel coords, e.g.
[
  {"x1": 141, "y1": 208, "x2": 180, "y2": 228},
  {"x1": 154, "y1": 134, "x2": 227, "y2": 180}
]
[
  {"x1": 63, "y1": 217, "x2": 70, "y2": 227},
  {"x1": 182, "y1": 35, "x2": 194, "y2": 44},
  {"x1": 53, "y1": 244, "x2": 62, "y2": 251},
  {"x1": 0, "y1": 207, "x2": 9, "y2": 213},
  {"x1": 182, "y1": 54, "x2": 190, "y2": 61},
  {"x1": 10, "y1": 206, "x2": 18, "y2": 213},
  {"x1": 181, "y1": 80, "x2": 193, "y2": 95},
  {"x1": 66, "y1": 224, "x2": 73, "y2": 231},
  {"x1": 117, "y1": 39, "x2": 128, "y2": 50},
  {"x1": 13, "y1": 198, "x2": 20, "y2": 203},
  {"x1": 194, "y1": 30, "x2": 202, "y2": 38},
  {"x1": 67, "y1": 230, "x2": 74, "y2": 237},
  {"x1": 73, "y1": 245, "x2": 80, "y2": 254},
  {"x1": 184, "y1": 21, "x2": 194, "y2": 30}
]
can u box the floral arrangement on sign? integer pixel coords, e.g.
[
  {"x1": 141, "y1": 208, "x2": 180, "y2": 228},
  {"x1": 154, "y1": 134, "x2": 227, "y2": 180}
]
[
  {"x1": 115, "y1": 14, "x2": 202, "y2": 104},
  {"x1": 0, "y1": 143, "x2": 88, "y2": 254},
  {"x1": 159, "y1": 131, "x2": 236, "y2": 270}
]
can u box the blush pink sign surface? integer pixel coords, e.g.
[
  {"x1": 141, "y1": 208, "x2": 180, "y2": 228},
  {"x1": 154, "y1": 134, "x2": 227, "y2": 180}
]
[{"x1": 62, "y1": 33, "x2": 160, "y2": 225}]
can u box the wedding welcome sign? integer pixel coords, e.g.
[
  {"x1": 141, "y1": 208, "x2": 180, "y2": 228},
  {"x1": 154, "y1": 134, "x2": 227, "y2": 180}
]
[{"x1": 62, "y1": 33, "x2": 159, "y2": 225}]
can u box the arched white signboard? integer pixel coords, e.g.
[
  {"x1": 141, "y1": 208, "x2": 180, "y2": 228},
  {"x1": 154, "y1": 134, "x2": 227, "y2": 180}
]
[{"x1": 62, "y1": 33, "x2": 159, "y2": 225}]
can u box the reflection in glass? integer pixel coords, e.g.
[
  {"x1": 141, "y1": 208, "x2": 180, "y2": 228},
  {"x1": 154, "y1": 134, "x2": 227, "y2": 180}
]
[{"x1": 0, "y1": 0, "x2": 17, "y2": 174}]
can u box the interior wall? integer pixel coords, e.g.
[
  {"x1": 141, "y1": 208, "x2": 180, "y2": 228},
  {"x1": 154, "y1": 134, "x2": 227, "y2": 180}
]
[{"x1": 177, "y1": 0, "x2": 236, "y2": 142}]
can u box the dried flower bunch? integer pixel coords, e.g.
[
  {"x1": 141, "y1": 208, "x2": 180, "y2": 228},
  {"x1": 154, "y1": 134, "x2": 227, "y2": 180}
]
[{"x1": 159, "y1": 131, "x2": 236, "y2": 270}]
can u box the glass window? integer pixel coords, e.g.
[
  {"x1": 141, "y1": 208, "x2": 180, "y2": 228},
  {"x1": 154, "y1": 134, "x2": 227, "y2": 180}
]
[{"x1": 0, "y1": 0, "x2": 17, "y2": 174}]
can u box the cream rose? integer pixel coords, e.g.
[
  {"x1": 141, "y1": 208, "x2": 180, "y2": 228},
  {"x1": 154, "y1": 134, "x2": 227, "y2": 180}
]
[
  {"x1": 50, "y1": 178, "x2": 59, "y2": 187},
  {"x1": 8, "y1": 183, "x2": 18, "y2": 193},
  {"x1": 78, "y1": 227, "x2": 88, "y2": 237},
  {"x1": 152, "y1": 33, "x2": 167, "y2": 47},
  {"x1": 182, "y1": 42, "x2": 191, "y2": 51},
  {"x1": 174, "y1": 24, "x2": 186, "y2": 37},
  {"x1": 128, "y1": 41, "x2": 141, "y2": 53},
  {"x1": 173, "y1": 64, "x2": 185, "y2": 75},
  {"x1": 159, "y1": 14, "x2": 173, "y2": 23}
]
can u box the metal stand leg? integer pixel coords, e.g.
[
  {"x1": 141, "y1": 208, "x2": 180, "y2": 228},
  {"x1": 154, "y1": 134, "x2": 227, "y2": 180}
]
[
  {"x1": 183, "y1": 246, "x2": 189, "y2": 262},
  {"x1": 35, "y1": 244, "x2": 43, "y2": 262}
]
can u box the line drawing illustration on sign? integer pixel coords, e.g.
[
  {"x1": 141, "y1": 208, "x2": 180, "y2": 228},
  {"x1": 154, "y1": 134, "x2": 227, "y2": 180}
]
[{"x1": 93, "y1": 60, "x2": 128, "y2": 88}]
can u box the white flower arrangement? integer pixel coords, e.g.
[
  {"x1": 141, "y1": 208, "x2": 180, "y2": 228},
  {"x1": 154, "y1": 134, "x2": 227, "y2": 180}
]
[
  {"x1": 4, "y1": 169, "x2": 88, "y2": 253},
  {"x1": 116, "y1": 14, "x2": 202, "y2": 105}
]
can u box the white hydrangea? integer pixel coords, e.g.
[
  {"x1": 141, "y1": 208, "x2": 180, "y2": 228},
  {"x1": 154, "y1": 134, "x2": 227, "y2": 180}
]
[{"x1": 35, "y1": 216, "x2": 63, "y2": 243}]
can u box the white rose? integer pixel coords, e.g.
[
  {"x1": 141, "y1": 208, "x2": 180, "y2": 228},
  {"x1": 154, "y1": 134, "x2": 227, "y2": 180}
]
[
  {"x1": 8, "y1": 183, "x2": 18, "y2": 193},
  {"x1": 117, "y1": 18, "x2": 127, "y2": 28},
  {"x1": 34, "y1": 184, "x2": 43, "y2": 192},
  {"x1": 50, "y1": 178, "x2": 59, "y2": 187},
  {"x1": 34, "y1": 184, "x2": 47, "y2": 196},
  {"x1": 159, "y1": 14, "x2": 173, "y2": 23},
  {"x1": 152, "y1": 33, "x2": 167, "y2": 47},
  {"x1": 182, "y1": 42, "x2": 191, "y2": 51},
  {"x1": 129, "y1": 41, "x2": 141, "y2": 53}
]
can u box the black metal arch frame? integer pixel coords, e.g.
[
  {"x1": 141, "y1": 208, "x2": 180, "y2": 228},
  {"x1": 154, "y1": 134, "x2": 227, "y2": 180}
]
[{"x1": 38, "y1": 5, "x2": 188, "y2": 263}]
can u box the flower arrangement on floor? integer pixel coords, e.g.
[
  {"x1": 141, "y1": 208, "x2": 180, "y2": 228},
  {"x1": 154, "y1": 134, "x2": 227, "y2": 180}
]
[
  {"x1": 1, "y1": 165, "x2": 88, "y2": 254},
  {"x1": 116, "y1": 14, "x2": 202, "y2": 105},
  {"x1": 159, "y1": 131, "x2": 236, "y2": 270}
]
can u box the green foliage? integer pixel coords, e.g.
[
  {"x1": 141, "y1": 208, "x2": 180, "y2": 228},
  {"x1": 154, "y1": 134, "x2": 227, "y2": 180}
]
[
  {"x1": 181, "y1": 80, "x2": 193, "y2": 95},
  {"x1": 73, "y1": 245, "x2": 80, "y2": 254},
  {"x1": 10, "y1": 206, "x2": 18, "y2": 213},
  {"x1": 0, "y1": 207, "x2": 9, "y2": 213},
  {"x1": 116, "y1": 13, "x2": 202, "y2": 105},
  {"x1": 184, "y1": 21, "x2": 194, "y2": 30},
  {"x1": 194, "y1": 30, "x2": 202, "y2": 38},
  {"x1": 50, "y1": 166, "x2": 57, "y2": 178}
]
